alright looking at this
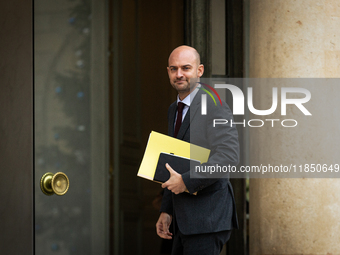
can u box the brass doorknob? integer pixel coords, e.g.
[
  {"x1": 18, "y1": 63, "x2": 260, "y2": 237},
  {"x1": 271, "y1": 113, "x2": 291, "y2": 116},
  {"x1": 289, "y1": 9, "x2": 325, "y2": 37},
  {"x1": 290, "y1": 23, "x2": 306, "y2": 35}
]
[{"x1": 40, "y1": 172, "x2": 70, "y2": 196}]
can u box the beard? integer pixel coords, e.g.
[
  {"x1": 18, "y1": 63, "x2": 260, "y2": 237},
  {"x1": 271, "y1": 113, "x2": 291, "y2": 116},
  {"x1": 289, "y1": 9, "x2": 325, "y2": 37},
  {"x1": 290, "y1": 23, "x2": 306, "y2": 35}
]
[{"x1": 171, "y1": 78, "x2": 198, "y2": 93}]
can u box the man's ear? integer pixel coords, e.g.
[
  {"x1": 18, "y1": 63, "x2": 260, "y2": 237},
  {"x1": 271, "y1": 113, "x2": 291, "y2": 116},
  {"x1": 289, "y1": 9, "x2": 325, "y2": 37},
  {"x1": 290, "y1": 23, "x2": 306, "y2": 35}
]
[{"x1": 197, "y1": 64, "x2": 204, "y2": 77}]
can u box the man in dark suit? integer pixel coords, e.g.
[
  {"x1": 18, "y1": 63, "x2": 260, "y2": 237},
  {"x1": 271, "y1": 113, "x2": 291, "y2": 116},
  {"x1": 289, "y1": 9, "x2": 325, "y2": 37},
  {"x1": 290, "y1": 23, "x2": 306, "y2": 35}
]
[{"x1": 156, "y1": 45, "x2": 239, "y2": 255}]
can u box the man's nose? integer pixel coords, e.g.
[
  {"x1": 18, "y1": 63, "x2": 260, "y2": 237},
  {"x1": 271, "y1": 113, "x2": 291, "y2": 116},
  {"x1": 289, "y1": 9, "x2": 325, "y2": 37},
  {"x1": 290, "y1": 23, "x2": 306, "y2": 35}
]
[{"x1": 176, "y1": 68, "x2": 183, "y2": 78}]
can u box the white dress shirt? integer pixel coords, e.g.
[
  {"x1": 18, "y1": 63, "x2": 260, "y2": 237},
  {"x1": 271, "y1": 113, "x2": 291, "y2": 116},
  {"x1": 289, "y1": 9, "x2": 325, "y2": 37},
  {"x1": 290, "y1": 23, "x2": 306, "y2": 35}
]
[{"x1": 174, "y1": 86, "x2": 199, "y2": 125}]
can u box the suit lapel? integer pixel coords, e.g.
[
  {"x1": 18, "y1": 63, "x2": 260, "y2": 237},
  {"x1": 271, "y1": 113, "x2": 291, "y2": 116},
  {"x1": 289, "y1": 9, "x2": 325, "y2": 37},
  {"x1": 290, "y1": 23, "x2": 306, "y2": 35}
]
[
  {"x1": 168, "y1": 102, "x2": 177, "y2": 137},
  {"x1": 176, "y1": 110, "x2": 190, "y2": 140},
  {"x1": 188, "y1": 89, "x2": 202, "y2": 124},
  {"x1": 176, "y1": 90, "x2": 202, "y2": 140}
]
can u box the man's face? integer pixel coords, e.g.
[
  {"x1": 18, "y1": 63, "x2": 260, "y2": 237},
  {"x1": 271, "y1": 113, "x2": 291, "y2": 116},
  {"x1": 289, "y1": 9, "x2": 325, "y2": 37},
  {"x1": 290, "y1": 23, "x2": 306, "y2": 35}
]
[{"x1": 167, "y1": 48, "x2": 204, "y2": 99}]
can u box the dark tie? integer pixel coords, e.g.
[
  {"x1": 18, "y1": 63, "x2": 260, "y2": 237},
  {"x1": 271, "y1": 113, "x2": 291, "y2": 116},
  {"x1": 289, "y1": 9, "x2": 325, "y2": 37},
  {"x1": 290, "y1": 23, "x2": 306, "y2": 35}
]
[{"x1": 174, "y1": 102, "x2": 185, "y2": 138}]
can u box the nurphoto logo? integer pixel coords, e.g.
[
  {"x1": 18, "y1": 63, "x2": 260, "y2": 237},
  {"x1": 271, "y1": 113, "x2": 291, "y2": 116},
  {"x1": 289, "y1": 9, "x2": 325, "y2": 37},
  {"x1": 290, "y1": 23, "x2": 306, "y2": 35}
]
[{"x1": 199, "y1": 83, "x2": 312, "y2": 128}]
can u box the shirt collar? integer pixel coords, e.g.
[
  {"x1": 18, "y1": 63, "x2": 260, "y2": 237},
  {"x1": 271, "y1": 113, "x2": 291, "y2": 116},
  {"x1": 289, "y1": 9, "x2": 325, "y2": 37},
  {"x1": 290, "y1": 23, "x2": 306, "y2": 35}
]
[{"x1": 176, "y1": 86, "x2": 199, "y2": 107}]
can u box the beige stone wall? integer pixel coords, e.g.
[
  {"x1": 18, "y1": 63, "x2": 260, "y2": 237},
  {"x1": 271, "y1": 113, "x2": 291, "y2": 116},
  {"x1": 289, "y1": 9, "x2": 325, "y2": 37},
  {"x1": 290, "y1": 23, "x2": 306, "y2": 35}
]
[
  {"x1": 250, "y1": 0, "x2": 340, "y2": 78},
  {"x1": 249, "y1": 0, "x2": 340, "y2": 254}
]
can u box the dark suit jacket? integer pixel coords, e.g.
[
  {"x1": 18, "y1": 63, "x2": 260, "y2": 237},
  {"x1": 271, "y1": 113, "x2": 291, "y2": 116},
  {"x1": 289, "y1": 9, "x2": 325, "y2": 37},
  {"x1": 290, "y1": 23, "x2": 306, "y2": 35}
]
[{"x1": 160, "y1": 89, "x2": 240, "y2": 235}]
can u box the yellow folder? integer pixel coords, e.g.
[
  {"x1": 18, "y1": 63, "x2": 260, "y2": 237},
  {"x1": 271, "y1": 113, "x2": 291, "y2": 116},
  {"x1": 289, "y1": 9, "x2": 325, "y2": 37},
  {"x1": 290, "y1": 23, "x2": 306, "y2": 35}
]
[{"x1": 137, "y1": 131, "x2": 211, "y2": 181}]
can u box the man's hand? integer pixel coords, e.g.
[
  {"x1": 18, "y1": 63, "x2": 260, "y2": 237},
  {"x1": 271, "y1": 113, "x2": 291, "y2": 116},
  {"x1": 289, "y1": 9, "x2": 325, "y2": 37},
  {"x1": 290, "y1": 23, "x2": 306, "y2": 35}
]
[
  {"x1": 162, "y1": 163, "x2": 187, "y2": 194},
  {"x1": 156, "y1": 212, "x2": 173, "y2": 239}
]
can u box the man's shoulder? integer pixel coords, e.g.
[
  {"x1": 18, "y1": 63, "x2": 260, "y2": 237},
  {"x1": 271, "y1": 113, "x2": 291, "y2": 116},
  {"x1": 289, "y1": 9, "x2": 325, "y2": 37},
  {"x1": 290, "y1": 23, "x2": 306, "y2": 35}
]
[
  {"x1": 193, "y1": 89, "x2": 231, "y2": 115},
  {"x1": 169, "y1": 101, "x2": 177, "y2": 107},
  {"x1": 167, "y1": 101, "x2": 177, "y2": 118},
  {"x1": 168, "y1": 101, "x2": 177, "y2": 111}
]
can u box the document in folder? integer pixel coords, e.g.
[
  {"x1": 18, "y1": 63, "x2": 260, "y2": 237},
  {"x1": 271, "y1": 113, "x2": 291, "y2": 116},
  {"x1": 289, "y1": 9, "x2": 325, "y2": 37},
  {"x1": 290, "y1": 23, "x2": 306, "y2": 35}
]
[{"x1": 137, "y1": 131, "x2": 210, "y2": 182}]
